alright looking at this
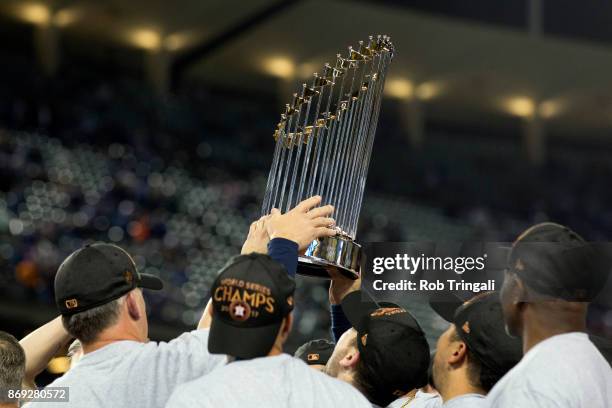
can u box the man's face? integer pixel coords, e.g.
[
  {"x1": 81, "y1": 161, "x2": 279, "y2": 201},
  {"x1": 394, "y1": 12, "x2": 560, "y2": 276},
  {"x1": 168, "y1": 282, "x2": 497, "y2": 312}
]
[
  {"x1": 324, "y1": 328, "x2": 357, "y2": 378},
  {"x1": 500, "y1": 270, "x2": 522, "y2": 337},
  {"x1": 431, "y1": 324, "x2": 458, "y2": 391}
]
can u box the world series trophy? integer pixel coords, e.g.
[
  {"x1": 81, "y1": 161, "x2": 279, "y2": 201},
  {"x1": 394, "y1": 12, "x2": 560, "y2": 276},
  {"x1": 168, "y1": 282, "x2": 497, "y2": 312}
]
[{"x1": 262, "y1": 35, "x2": 395, "y2": 279}]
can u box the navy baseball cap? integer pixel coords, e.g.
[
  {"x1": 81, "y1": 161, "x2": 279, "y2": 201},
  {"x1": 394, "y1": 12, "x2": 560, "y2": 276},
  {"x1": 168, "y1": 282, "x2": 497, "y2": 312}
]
[
  {"x1": 55, "y1": 243, "x2": 163, "y2": 316},
  {"x1": 509, "y1": 223, "x2": 611, "y2": 301},
  {"x1": 295, "y1": 339, "x2": 335, "y2": 365},
  {"x1": 342, "y1": 291, "x2": 430, "y2": 403},
  {"x1": 431, "y1": 291, "x2": 523, "y2": 379},
  {"x1": 208, "y1": 253, "x2": 295, "y2": 359}
]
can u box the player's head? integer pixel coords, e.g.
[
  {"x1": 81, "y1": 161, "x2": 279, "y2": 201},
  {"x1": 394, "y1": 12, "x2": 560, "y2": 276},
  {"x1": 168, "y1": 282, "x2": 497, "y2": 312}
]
[
  {"x1": 55, "y1": 243, "x2": 163, "y2": 345},
  {"x1": 207, "y1": 253, "x2": 295, "y2": 359},
  {"x1": 325, "y1": 291, "x2": 430, "y2": 406},
  {"x1": 500, "y1": 223, "x2": 610, "y2": 337},
  {"x1": 0, "y1": 331, "x2": 25, "y2": 407},
  {"x1": 430, "y1": 292, "x2": 522, "y2": 398},
  {"x1": 294, "y1": 338, "x2": 335, "y2": 371}
]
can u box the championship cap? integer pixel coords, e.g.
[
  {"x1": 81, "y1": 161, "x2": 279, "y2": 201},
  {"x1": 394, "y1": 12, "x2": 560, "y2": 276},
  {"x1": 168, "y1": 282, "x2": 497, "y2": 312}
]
[
  {"x1": 430, "y1": 291, "x2": 523, "y2": 378},
  {"x1": 208, "y1": 253, "x2": 295, "y2": 359},
  {"x1": 508, "y1": 223, "x2": 611, "y2": 301},
  {"x1": 341, "y1": 291, "x2": 430, "y2": 404},
  {"x1": 294, "y1": 338, "x2": 335, "y2": 365},
  {"x1": 54, "y1": 243, "x2": 163, "y2": 316}
]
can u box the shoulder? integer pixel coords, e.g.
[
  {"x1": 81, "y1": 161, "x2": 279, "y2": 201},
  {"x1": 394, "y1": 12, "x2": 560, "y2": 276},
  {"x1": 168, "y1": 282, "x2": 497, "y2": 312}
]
[
  {"x1": 166, "y1": 380, "x2": 212, "y2": 408},
  {"x1": 151, "y1": 329, "x2": 211, "y2": 351},
  {"x1": 141, "y1": 329, "x2": 226, "y2": 367},
  {"x1": 304, "y1": 364, "x2": 370, "y2": 405},
  {"x1": 485, "y1": 336, "x2": 605, "y2": 408},
  {"x1": 41, "y1": 369, "x2": 79, "y2": 388},
  {"x1": 487, "y1": 386, "x2": 562, "y2": 408}
]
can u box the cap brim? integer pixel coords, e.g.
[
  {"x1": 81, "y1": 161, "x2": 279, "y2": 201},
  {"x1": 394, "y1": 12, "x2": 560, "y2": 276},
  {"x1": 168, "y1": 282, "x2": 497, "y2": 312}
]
[
  {"x1": 429, "y1": 291, "x2": 464, "y2": 322},
  {"x1": 342, "y1": 291, "x2": 381, "y2": 331},
  {"x1": 138, "y1": 273, "x2": 164, "y2": 291},
  {"x1": 341, "y1": 290, "x2": 402, "y2": 332},
  {"x1": 208, "y1": 317, "x2": 282, "y2": 359}
]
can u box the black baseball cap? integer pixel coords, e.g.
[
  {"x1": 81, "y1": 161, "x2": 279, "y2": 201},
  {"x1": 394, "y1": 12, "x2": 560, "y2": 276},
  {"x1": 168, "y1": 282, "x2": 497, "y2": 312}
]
[
  {"x1": 208, "y1": 253, "x2": 295, "y2": 359},
  {"x1": 295, "y1": 339, "x2": 335, "y2": 365},
  {"x1": 430, "y1": 291, "x2": 523, "y2": 378},
  {"x1": 341, "y1": 290, "x2": 430, "y2": 403},
  {"x1": 55, "y1": 243, "x2": 163, "y2": 316},
  {"x1": 508, "y1": 223, "x2": 611, "y2": 301}
]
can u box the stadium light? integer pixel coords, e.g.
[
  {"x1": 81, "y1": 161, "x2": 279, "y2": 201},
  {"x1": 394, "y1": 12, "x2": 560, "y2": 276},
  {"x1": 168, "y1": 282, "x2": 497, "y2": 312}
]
[
  {"x1": 385, "y1": 78, "x2": 413, "y2": 99},
  {"x1": 538, "y1": 99, "x2": 564, "y2": 118},
  {"x1": 504, "y1": 96, "x2": 535, "y2": 118},
  {"x1": 415, "y1": 81, "x2": 443, "y2": 100},
  {"x1": 164, "y1": 32, "x2": 189, "y2": 51},
  {"x1": 298, "y1": 62, "x2": 318, "y2": 79},
  {"x1": 130, "y1": 29, "x2": 162, "y2": 51},
  {"x1": 262, "y1": 56, "x2": 295, "y2": 79},
  {"x1": 16, "y1": 3, "x2": 50, "y2": 25},
  {"x1": 53, "y1": 8, "x2": 80, "y2": 28}
]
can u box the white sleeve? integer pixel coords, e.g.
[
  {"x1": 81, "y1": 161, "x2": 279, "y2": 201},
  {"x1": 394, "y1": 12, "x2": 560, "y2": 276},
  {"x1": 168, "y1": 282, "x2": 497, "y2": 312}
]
[
  {"x1": 165, "y1": 385, "x2": 206, "y2": 408},
  {"x1": 489, "y1": 387, "x2": 563, "y2": 408},
  {"x1": 153, "y1": 329, "x2": 226, "y2": 387}
]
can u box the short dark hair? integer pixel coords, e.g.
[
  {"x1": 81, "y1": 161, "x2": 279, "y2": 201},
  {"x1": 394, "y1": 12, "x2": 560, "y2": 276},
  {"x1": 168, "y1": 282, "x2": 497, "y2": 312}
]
[
  {"x1": 450, "y1": 329, "x2": 499, "y2": 392},
  {"x1": 62, "y1": 297, "x2": 123, "y2": 344},
  {"x1": 0, "y1": 331, "x2": 25, "y2": 403}
]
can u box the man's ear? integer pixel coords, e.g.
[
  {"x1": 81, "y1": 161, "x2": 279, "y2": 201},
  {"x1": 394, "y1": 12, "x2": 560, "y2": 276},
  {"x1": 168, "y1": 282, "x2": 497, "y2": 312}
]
[
  {"x1": 448, "y1": 340, "x2": 468, "y2": 365},
  {"x1": 514, "y1": 275, "x2": 529, "y2": 303},
  {"x1": 126, "y1": 291, "x2": 141, "y2": 321},
  {"x1": 339, "y1": 347, "x2": 360, "y2": 369}
]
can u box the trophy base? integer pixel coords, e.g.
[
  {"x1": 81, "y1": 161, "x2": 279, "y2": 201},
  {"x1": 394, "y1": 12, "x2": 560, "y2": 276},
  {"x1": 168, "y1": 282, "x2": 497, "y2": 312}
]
[{"x1": 297, "y1": 235, "x2": 361, "y2": 280}]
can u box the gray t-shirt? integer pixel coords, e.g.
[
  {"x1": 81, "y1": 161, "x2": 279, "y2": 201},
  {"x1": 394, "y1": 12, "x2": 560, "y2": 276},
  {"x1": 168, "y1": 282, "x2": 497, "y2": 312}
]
[
  {"x1": 166, "y1": 353, "x2": 371, "y2": 408},
  {"x1": 388, "y1": 391, "x2": 442, "y2": 408},
  {"x1": 24, "y1": 329, "x2": 225, "y2": 408},
  {"x1": 442, "y1": 394, "x2": 485, "y2": 407},
  {"x1": 486, "y1": 332, "x2": 612, "y2": 408}
]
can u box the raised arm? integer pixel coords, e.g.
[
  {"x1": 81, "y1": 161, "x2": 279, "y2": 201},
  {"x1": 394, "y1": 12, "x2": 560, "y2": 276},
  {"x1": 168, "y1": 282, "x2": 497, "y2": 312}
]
[
  {"x1": 19, "y1": 316, "x2": 71, "y2": 388},
  {"x1": 328, "y1": 270, "x2": 361, "y2": 342},
  {"x1": 197, "y1": 196, "x2": 335, "y2": 328}
]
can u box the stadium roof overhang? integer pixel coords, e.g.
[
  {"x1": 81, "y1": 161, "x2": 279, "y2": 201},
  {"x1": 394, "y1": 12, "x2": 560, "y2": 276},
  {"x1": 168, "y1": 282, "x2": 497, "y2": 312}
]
[{"x1": 4, "y1": 0, "x2": 612, "y2": 135}]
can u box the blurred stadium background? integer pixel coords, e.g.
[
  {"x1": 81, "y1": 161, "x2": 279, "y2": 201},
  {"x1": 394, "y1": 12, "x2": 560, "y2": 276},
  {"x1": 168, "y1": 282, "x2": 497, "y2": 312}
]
[{"x1": 0, "y1": 0, "x2": 611, "y2": 384}]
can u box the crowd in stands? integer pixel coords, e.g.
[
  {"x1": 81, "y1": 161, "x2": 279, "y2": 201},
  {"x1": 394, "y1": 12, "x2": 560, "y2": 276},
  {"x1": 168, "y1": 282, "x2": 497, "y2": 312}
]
[{"x1": 0, "y1": 53, "x2": 611, "y2": 354}]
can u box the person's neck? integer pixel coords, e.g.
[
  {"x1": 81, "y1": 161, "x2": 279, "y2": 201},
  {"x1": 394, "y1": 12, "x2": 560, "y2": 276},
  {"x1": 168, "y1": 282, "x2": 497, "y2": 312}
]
[
  {"x1": 440, "y1": 373, "x2": 485, "y2": 402},
  {"x1": 522, "y1": 305, "x2": 586, "y2": 354},
  {"x1": 339, "y1": 371, "x2": 363, "y2": 399},
  {"x1": 83, "y1": 328, "x2": 143, "y2": 354},
  {"x1": 267, "y1": 344, "x2": 283, "y2": 357}
]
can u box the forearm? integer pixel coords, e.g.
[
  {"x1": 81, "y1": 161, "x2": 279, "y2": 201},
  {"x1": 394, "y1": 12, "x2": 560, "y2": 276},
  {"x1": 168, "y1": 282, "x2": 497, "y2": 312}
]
[
  {"x1": 197, "y1": 299, "x2": 213, "y2": 330},
  {"x1": 267, "y1": 238, "x2": 298, "y2": 276},
  {"x1": 330, "y1": 304, "x2": 351, "y2": 342},
  {"x1": 20, "y1": 316, "x2": 71, "y2": 384}
]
